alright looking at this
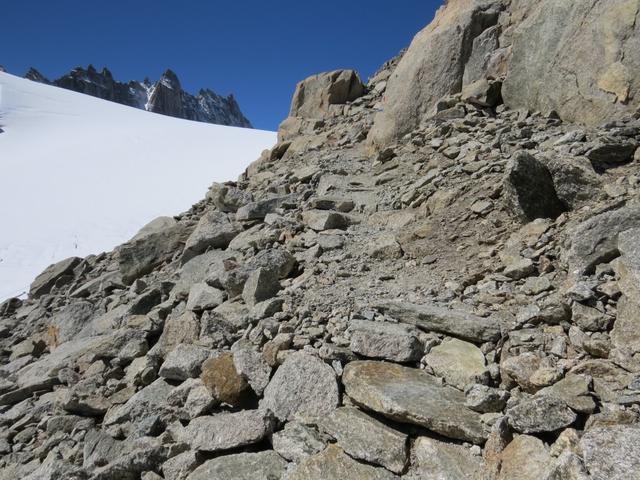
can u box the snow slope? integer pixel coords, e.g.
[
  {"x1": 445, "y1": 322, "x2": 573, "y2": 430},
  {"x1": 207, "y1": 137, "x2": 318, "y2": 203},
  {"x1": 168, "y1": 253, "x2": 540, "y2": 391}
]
[{"x1": 0, "y1": 72, "x2": 276, "y2": 300}]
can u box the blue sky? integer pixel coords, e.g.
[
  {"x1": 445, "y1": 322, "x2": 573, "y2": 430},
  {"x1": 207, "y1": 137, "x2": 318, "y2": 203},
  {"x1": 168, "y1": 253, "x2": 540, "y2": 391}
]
[{"x1": 1, "y1": 1, "x2": 442, "y2": 130}]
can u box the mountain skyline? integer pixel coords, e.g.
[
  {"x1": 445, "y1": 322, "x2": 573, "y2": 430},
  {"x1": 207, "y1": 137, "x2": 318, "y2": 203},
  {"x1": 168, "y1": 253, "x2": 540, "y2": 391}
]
[
  {"x1": 0, "y1": 0, "x2": 441, "y2": 130},
  {"x1": 23, "y1": 64, "x2": 252, "y2": 127}
]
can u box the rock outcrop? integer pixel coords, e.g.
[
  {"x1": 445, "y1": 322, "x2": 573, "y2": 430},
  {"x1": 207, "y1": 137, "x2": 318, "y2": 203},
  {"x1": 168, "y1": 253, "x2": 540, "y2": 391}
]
[
  {"x1": 3, "y1": 2, "x2": 640, "y2": 479},
  {"x1": 25, "y1": 65, "x2": 252, "y2": 127},
  {"x1": 369, "y1": 0, "x2": 640, "y2": 147}
]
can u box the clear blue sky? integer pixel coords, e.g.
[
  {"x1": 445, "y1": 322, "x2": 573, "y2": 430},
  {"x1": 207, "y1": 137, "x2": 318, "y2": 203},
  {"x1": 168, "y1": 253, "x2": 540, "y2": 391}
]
[{"x1": 1, "y1": 1, "x2": 443, "y2": 130}]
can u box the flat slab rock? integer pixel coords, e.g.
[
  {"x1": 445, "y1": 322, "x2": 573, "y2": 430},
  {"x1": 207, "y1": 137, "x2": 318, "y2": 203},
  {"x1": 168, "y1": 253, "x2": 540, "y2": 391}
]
[
  {"x1": 261, "y1": 351, "x2": 339, "y2": 422},
  {"x1": 183, "y1": 409, "x2": 273, "y2": 452},
  {"x1": 375, "y1": 300, "x2": 501, "y2": 343},
  {"x1": 287, "y1": 444, "x2": 398, "y2": 480},
  {"x1": 343, "y1": 361, "x2": 488, "y2": 444},
  {"x1": 320, "y1": 406, "x2": 408, "y2": 474},
  {"x1": 185, "y1": 450, "x2": 287, "y2": 480}
]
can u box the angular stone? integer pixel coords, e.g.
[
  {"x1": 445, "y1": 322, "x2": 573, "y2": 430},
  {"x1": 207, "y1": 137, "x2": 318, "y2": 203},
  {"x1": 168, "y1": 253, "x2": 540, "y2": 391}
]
[
  {"x1": 186, "y1": 451, "x2": 287, "y2": 480},
  {"x1": 572, "y1": 302, "x2": 613, "y2": 332},
  {"x1": 206, "y1": 182, "x2": 253, "y2": 213},
  {"x1": 235, "y1": 195, "x2": 295, "y2": 221},
  {"x1": 465, "y1": 384, "x2": 509, "y2": 413},
  {"x1": 232, "y1": 345, "x2": 272, "y2": 395},
  {"x1": 566, "y1": 206, "x2": 640, "y2": 277},
  {"x1": 172, "y1": 249, "x2": 234, "y2": 300},
  {"x1": 500, "y1": 352, "x2": 546, "y2": 393},
  {"x1": 91, "y1": 444, "x2": 176, "y2": 480},
  {"x1": 200, "y1": 353, "x2": 252, "y2": 407},
  {"x1": 616, "y1": 227, "x2": 640, "y2": 298},
  {"x1": 182, "y1": 211, "x2": 242, "y2": 263},
  {"x1": 289, "y1": 70, "x2": 365, "y2": 119},
  {"x1": 320, "y1": 406, "x2": 408, "y2": 474},
  {"x1": 425, "y1": 338, "x2": 486, "y2": 389},
  {"x1": 183, "y1": 409, "x2": 273, "y2": 452},
  {"x1": 159, "y1": 344, "x2": 212, "y2": 381},
  {"x1": 504, "y1": 257, "x2": 535, "y2": 280},
  {"x1": 185, "y1": 283, "x2": 224, "y2": 312},
  {"x1": 587, "y1": 140, "x2": 638, "y2": 170},
  {"x1": 507, "y1": 395, "x2": 577, "y2": 433},
  {"x1": 30, "y1": 256, "x2": 81, "y2": 298},
  {"x1": 343, "y1": 361, "x2": 487, "y2": 444},
  {"x1": 538, "y1": 373, "x2": 596, "y2": 413},
  {"x1": 287, "y1": 444, "x2": 398, "y2": 480},
  {"x1": 503, "y1": 151, "x2": 566, "y2": 222},
  {"x1": 375, "y1": 301, "x2": 501, "y2": 343},
  {"x1": 309, "y1": 196, "x2": 355, "y2": 212},
  {"x1": 103, "y1": 378, "x2": 172, "y2": 429},
  {"x1": 368, "y1": 234, "x2": 403, "y2": 260},
  {"x1": 302, "y1": 210, "x2": 350, "y2": 231},
  {"x1": 184, "y1": 383, "x2": 216, "y2": 419},
  {"x1": 349, "y1": 320, "x2": 423, "y2": 363},
  {"x1": 156, "y1": 309, "x2": 199, "y2": 353},
  {"x1": 497, "y1": 435, "x2": 552, "y2": 480},
  {"x1": 271, "y1": 421, "x2": 327, "y2": 463},
  {"x1": 49, "y1": 300, "x2": 95, "y2": 344},
  {"x1": 84, "y1": 429, "x2": 123, "y2": 469},
  {"x1": 409, "y1": 436, "x2": 483, "y2": 479},
  {"x1": 162, "y1": 451, "x2": 199, "y2": 480},
  {"x1": 581, "y1": 425, "x2": 640, "y2": 480},
  {"x1": 242, "y1": 267, "x2": 279, "y2": 307},
  {"x1": 261, "y1": 352, "x2": 339, "y2": 422},
  {"x1": 118, "y1": 222, "x2": 190, "y2": 284}
]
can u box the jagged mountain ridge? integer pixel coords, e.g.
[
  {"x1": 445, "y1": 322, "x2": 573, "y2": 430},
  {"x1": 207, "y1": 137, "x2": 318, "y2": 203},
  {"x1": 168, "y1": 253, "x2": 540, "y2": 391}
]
[{"x1": 25, "y1": 65, "x2": 252, "y2": 128}]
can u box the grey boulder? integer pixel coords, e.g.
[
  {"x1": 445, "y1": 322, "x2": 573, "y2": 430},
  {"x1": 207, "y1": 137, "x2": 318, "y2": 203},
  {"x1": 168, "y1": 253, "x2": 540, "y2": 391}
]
[{"x1": 343, "y1": 361, "x2": 487, "y2": 444}]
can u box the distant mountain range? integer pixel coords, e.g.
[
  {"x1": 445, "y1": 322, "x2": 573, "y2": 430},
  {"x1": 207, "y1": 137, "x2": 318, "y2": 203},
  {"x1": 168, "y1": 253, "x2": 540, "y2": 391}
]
[{"x1": 24, "y1": 65, "x2": 252, "y2": 128}]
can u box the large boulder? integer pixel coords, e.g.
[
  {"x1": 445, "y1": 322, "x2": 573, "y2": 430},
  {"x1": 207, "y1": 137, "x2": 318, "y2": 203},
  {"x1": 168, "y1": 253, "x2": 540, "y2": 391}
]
[
  {"x1": 503, "y1": 0, "x2": 640, "y2": 126},
  {"x1": 181, "y1": 211, "x2": 242, "y2": 263},
  {"x1": 368, "y1": 0, "x2": 503, "y2": 147},
  {"x1": 320, "y1": 407, "x2": 408, "y2": 474},
  {"x1": 261, "y1": 352, "x2": 340, "y2": 422},
  {"x1": 343, "y1": 361, "x2": 487, "y2": 444},
  {"x1": 118, "y1": 221, "x2": 191, "y2": 284},
  {"x1": 503, "y1": 151, "x2": 566, "y2": 222},
  {"x1": 288, "y1": 70, "x2": 365, "y2": 119},
  {"x1": 30, "y1": 256, "x2": 81, "y2": 298}
]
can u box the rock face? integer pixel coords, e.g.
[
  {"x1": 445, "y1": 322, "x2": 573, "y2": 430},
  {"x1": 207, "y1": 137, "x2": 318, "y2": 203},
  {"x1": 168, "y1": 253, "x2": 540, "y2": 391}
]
[
  {"x1": 5, "y1": 6, "x2": 640, "y2": 479},
  {"x1": 25, "y1": 65, "x2": 252, "y2": 127},
  {"x1": 369, "y1": 0, "x2": 503, "y2": 147},
  {"x1": 502, "y1": 0, "x2": 640, "y2": 126},
  {"x1": 369, "y1": 0, "x2": 640, "y2": 147}
]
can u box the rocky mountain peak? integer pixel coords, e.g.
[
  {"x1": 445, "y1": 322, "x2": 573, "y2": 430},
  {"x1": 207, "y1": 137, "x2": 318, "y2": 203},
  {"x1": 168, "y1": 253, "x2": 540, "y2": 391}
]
[
  {"x1": 2, "y1": 1, "x2": 640, "y2": 479},
  {"x1": 158, "y1": 69, "x2": 181, "y2": 90}
]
